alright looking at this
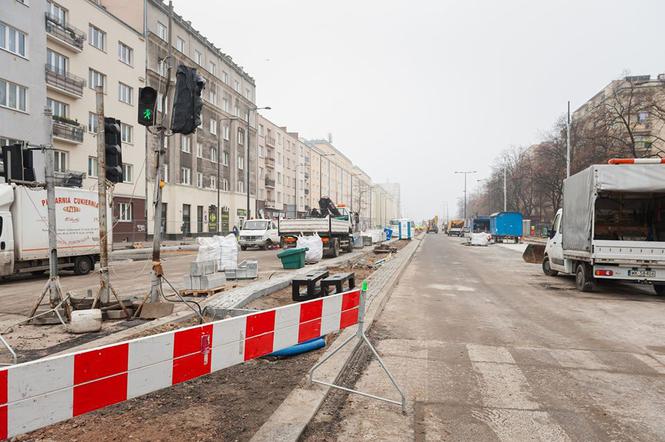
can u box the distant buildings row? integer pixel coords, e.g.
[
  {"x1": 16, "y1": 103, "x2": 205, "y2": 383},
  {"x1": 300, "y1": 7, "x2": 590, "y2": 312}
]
[{"x1": 1, "y1": 0, "x2": 400, "y2": 241}]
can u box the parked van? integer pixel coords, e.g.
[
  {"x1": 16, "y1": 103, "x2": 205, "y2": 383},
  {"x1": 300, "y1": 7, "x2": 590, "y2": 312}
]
[{"x1": 238, "y1": 219, "x2": 280, "y2": 250}]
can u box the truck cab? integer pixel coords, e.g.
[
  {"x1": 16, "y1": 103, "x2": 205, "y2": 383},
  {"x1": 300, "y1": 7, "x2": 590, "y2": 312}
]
[
  {"x1": 543, "y1": 209, "x2": 571, "y2": 276},
  {"x1": 238, "y1": 219, "x2": 279, "y2": 250}
]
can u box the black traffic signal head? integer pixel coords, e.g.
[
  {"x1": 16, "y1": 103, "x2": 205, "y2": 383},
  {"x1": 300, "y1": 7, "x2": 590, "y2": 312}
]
[
  {"x1": 138, "y1": 86, "x2": 158, "y2": 126},
  {"x1": 171, "y1": 65, "x2": 205, "y2": 135},
  {"x1": 104, "y1": 117, "x2": 123, "y2": 183}
]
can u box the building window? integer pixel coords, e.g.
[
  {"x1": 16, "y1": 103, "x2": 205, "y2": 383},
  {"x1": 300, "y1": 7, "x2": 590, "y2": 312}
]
[
  {"x1": 157, "y1": 59, "x2": 167, "y2": 76},
  {"x1": 47, "y1": 49, "x2": 68, "y2": 74},
  {"x1": 222, "y1": 150, "x2": 229, "y2": 166},
  {"x1": 157, "y1": 93, "x2": 168, "y2": 113},
  {"x1": 638, "y1": 111, "x2": 649, "y2": 123},
  {"x1": 54, "y1": 150, "x2": 67, "y2": 172},
  {"x1": 208, "y1": 83, "x2": 216, "y2": 104},
  {"x1": 210, "y1": 175, "x2": 217, "y2": 189},
  {"x1": 222, "y1": 98, "x2": 229, "y2": 113},
  {"x1": 194, "y1": 50, "x2": 202, "y2": 65},
  {"x1": 258, "y1": 124, "x2": 264, "y2": 136},
  {"x1": 88, "y1": 112, "x2": 98, "y2": 132},
  {"x1": 0, "y1": 22, "x2": 28, "y2": 58},
  {"x1": 87, "y1": 156, "x2": 97, "y2": 177},
  {"x1": 238, "y1": 156, "x2": 244, "y2": 170},
  {"x1": 222, "y1": 178, "x2": 229, "y2": 191},
  {"x1": 118, "y1": 41, "x2": 133, "y2": 66},
  {"x1": 222, "y1": 71, "x2": 228, "y2": 84},
  {"x1": 210, "y1": 147, "x2": 218, "y2": 162},
  {"x1": 47, "y1": 1, "x2": 67, "y2": 24},
  {"x1": 47, "y1": 98, "x2": 68, "y2": 118},
  {"x1": 196, "y1": 172, "x2": 203, "y2": 188},
  {"x1": 223, "y1": 125, "x2": 230, "y2": 140},
  {"x1": 237, "y1": 128, "x2": 244, "y2": 145},
  {"x1": 277, "y1": 172, "x2": 282, "y2": 184},
  {"x1": 209, "y1": 61, "x2": 216, "y2": 75},
  {"x1": 118, "y1": 202, "x2": 132, "y2": 221},
  {"x1": 88, "y1": 69, "x2": 106, "y2": 92},
  {"x1": 118, "y1": 82, "x2": 133, "y2": 105},
  {"x1": 234, "y1": 80, "x2": 240, "y2": 92},
  {"x1": 161, "y1": 164, "x2": 169, "y2": 182},
  {"x1": 88, "y1": 25, "x2": 106, "y2": 51},
  {"x1": 209, "y1": 118, "x2": 217, "y2": 135},
  {"x1": 180, "y1": 167, "x2": 191, "y2": 185},
  {"x1": 121, "y1": 123, "x2": 133, "y2": 143},
  {"x1": 157, "y1": 22, "x2": 167, "y2": 41},
  {"x1": 238, "y1": 180, "x2": 244, "y2": 193},
  {"x1": 122, "y1": 163, "x2": 133, "y2": 182},
  {"x1": 175, "y1": 36, "x2": 185, "y2": 52},
  {"x1": 0, "y1": 78, "x2": 27, "y2": 112},
  {"x1": 181, "y1": 136, "x2": 191, "y2": 153},
  {"x1": 196, "y1": 142, "x2": 203, "y2": 158}
]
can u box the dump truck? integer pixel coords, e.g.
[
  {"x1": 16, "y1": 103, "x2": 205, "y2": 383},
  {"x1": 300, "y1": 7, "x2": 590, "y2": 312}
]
[
  {"x1": 278, "y1": 197, "x2": 358, "y2": 258},
  {"x1": 0, "y1": 183, "x2": 103, "y2": 277},
  {"x1": 447, "y1": 219, "x2": 465, "y2": 236},
  {"x1": 540, "y1": 162, "x2": 665, "y2": 293}
]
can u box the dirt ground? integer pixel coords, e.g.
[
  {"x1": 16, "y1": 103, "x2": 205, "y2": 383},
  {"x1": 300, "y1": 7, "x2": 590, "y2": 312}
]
[{"x1": 17, "y1": 241, "x2": 410, "y2": 441}]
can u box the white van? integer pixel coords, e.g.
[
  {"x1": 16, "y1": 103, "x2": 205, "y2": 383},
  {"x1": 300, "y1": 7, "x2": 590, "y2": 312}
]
[{"x1": 238, "y1": 219, "x2": 280, "y2": 250}]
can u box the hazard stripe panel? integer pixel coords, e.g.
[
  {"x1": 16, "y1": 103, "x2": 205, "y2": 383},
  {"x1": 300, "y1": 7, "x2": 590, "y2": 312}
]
[{"x1": 0, "y1": 288, "x2": 362, "y2": 438}]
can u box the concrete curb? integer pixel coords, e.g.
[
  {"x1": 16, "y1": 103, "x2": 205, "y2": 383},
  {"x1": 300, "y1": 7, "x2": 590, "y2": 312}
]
[
  {"x1": 250, "y1": 235, "x2": 425, "y2": 442},
  {"x1": 52, "y1": 247, "x2": 375, "y2": 356}
]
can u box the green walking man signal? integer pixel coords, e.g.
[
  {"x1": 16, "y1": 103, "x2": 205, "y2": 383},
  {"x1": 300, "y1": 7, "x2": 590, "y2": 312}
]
[{"x1": 137, "y1": 87, "x2": 158, "y2": 127}]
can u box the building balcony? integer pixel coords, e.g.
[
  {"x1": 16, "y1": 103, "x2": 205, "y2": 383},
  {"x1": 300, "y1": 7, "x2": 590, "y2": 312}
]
[
  {"x1": 52, "y1": 118, "x2": 84, "y2": 144},
  {"x1": 265, "y1": 135, "x2": 276, "y2": 147},
  {"x1": 45, "y1": 13, "x2": 85, "y2": 52},
  {"x1": 265, "y1": 177, "x2": 275, "y2": 188},
  {"x1": 265, "y1": 156, "x2": 275, "y2": 168},
  {"x1": 45, "y1": 65, "x2": 85, "y2": 98}
]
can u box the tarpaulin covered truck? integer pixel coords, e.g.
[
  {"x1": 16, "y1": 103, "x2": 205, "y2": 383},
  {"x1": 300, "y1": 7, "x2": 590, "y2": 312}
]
[
  {"x1": 0, "y1": 183, "x2": 103, "y2": 277},
  {"x1": 543, "y1": 163, "x2": 665, "y2": 293}
]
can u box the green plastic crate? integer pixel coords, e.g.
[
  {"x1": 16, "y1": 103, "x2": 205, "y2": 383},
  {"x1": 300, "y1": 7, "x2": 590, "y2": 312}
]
[{"x1": 277, "y1": 247, "x2": 308, "y2": 269}]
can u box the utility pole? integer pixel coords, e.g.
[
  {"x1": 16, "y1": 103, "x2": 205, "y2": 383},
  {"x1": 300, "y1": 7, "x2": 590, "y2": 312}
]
[
  {"x1": 503, "y1": 168, "x2": 507, "y2": 212},
  {"x1": 95, "y1": 87, "x2": 110, "y2": 305},
  {"x1": 216, "y1": 118, "x2": 221, "y2": 232},
  {"x1": 146, "y1": 0, "x2": 173, "y2": 309},
  {"x1": 246, "y1": 108, "x2": 251, "y2": 220},
  {"x1": 566, "y1": 100, "x2": 571, "y2": 178},
  {"x1": 44, "y1": 108, "x2": 61, "y2": 307},
  {"x1": 455, "y1": 170, "x2": 477, "y2": 220}
]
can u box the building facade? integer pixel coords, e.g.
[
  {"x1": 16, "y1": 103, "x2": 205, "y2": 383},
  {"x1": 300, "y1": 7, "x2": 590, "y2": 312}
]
[
  {"x1": 1, "y1": 0, "x2": 49, "y2": 157},
  {"x1": 43, "y1": 0, "x2": 147, "y2": 243}
]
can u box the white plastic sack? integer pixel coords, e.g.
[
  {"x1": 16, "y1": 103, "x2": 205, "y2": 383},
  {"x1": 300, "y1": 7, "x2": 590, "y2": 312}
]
[
  {"x1": 297, "y1": 234, "x2": 323, "y2": 264},
  {"x1": 216, "y1": 234, "x2": 239, "y2": 270},
  {"x1": 196, "y1": 237, "x2": 220, "y2": 264},
  {"x1": 470, "y1": 232, "x2": 489, "y2": 246}
]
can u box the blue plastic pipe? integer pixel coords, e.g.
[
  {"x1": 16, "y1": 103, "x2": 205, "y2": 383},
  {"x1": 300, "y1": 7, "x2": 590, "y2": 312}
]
[{"x1": 269, "y1": 337, "x2": 326, "y2": 357}]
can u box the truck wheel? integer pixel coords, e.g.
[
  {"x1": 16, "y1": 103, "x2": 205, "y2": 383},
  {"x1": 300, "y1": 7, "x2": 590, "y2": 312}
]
[
  {"x1": 263, "y1": 240, "x2": 273, "y2": 250},
  {"x1": 542, "y1": 257, "x2": 558, "y2": 276},
  {"x1": 74, "y1": 256, "x2": 93, "y2": 275},
  {"x1": 654, "y1": 285, "x2": 665, "y2": 296},
  {"x1": 331, "y1": 239, "x2": 340, "y2": 258},
  {"x1": 240, "y1": 245, "x2": 247, "y2": 251},
  {"x1": 575, "y1": 263, "x2": 594, "y2": 292}
]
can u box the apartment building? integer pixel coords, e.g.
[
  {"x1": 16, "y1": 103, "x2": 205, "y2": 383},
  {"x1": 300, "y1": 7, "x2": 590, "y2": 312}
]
[
  {"x1": 256, "y1": 115, "x2": 286, "y2": 219},
  {"x1": 1, "y1": 0, "x2": 49, "y2": 154},
  {"x1": 103, "y1": 0, "x2": 258, "y2": 238},
  {"x1": 307, "y1": 138, "x2": 355, "y2": 208},
  {"x1": 376, "y1": 182, "x2": 401, "y2": 218},
  {"x1": 372, "y1": 184, "x2": 399, "y2": 228},
  {"x1": 44, "y1": 0, "x2": 147, "y2": 242}
]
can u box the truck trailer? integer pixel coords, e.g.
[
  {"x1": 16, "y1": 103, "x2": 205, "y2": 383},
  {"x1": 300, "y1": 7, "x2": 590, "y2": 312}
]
[
  {"x1": 490, "y1": 211, "x2": 523, "y2": 243},
  {"x1": 543, "y1": 163, "x2": 665, "y2": 293},
  {"x1": 0, "y1": 183, "x2": 103, "y2": 277}
]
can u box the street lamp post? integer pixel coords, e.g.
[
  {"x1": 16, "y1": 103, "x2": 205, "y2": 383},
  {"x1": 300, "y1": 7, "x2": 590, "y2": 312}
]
[
  {"x1": 245, "y1": 106, "x2": 271, "y2": 221},
  {"x1": 318, "y1": 152, "x2": 334, "y2": 199},
  {"x1": 216, "y1": 116, "x2": 240, "y2": 233},
  {"x1": 455, "y1": 170, "x2": 477, "y2": 220}
]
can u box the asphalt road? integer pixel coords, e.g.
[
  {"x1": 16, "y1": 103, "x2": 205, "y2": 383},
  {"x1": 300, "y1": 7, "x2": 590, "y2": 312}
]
[
  {"x1": 308, "y1": 233, "x2": 665, "y2": 441},
  {"x1": 0, "y1": 247, "x2": 285, "y2": 319}
]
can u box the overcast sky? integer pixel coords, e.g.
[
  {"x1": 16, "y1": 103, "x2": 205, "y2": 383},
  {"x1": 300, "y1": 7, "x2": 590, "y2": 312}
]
[{"x1": 176, "y1": 0, "x2": 665, "y2": 221}]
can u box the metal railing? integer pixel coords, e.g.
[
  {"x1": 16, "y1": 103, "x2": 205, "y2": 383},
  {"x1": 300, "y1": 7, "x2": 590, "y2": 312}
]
[
  {"x1": 265, "y1": 135, "x2": 276, "y2": 147},
  {"x1": 265, "y1": 177, "x2": 275, "y2": 188},
  {"x1": 52, "y1": 120, "x2": 84, "y2": 143},
  {"x1": 45, "y1": 13, "x2": 85, "y2": 50},
  {"x1": 45, "y1": 65, "x2": 85, "y2": 97},
  {"x1": 265, "y1": 156, "x2": 275, "y2": 168}
]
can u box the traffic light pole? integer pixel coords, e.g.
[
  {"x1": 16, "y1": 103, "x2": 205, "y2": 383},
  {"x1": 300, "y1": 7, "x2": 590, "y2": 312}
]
[{"x1": 94, "y1": 86, "x2": 110, "y2": 306}]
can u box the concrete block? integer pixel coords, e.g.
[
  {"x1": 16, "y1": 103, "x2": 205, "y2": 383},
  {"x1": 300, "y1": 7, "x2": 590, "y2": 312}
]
[
  {"x1": 190, "y1": 260, "x2": 216, "y2": 276},
  {"x1": 201, "y1": 274, "x2": 226, "y2": 289}
]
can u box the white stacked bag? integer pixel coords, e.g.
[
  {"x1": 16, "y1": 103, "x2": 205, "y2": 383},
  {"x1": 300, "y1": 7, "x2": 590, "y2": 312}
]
[
  {"x1": 296, "y1": 234, "x2": 323, "y2": 264},
  {"x1": 217, "y1": 233, "x2": 239, "y2": 271}
]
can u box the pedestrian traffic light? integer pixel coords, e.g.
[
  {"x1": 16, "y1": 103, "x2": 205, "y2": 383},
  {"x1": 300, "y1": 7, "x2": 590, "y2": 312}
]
[
  {"x1": 104, "y1": 117, "x2": 123, "y2": 183},
  {"x1": 171, "y1": 65, "x2": 205, "y2": 135},
  {"x1": 137, "y1": 86, "x2": 157, "y2": 127}
]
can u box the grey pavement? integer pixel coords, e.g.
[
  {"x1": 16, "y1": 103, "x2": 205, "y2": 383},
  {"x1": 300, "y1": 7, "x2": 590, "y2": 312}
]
[{"x1": 305, "y1": 233, "x2": 665, "y2": 441}]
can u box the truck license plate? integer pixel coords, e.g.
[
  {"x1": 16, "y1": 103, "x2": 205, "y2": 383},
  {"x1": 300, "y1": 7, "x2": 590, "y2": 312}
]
[{"x1": 629, "y1": 269, "x2": 656, "y2": 278}]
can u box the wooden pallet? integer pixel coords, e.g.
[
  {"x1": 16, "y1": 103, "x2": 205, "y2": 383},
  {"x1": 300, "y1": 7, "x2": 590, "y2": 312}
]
[{"x1": 179, "y1": 285, "x2": 225, "y2": 297}]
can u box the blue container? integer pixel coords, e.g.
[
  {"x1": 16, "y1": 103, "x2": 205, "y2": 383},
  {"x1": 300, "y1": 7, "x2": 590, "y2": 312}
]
[{"x1": 490, "y1": 212, "x2": 523, "y2": 239}]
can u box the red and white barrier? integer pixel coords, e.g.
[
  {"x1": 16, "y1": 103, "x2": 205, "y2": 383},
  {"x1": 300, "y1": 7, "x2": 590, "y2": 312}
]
[
  {"x1": 0, "y1": 288, "x2": 362, "y2": 439},
  {"x1": 608, "y1": 158, "x2": 665, "y2": 164}
]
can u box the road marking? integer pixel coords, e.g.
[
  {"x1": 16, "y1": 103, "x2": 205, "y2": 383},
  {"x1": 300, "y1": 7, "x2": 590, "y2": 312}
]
[
  {"x1": 547, "y1": 349, "x2": 608, "y2": 370},
  {"x1": 472, "y1": 361, "x2": 540, "y2": 410},
  {"x1": 467, "y1": 344, "x2": 516, "y2": 364},
  {"x1": 427, "y1": 284, "x2": 475, "y2": 292},
  {"x1": 472, "y1": 408, "x2": 571, "y2": 442}
]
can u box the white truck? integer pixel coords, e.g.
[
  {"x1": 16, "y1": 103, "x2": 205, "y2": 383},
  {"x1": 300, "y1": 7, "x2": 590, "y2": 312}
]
[
  {"x1": 543, "y1": 163, "x2": 665, "y2": 293},
  {"x1": 238, "y1": 219, "x2": 280, "y2": 250},
  {"x1": 0, "y1": 183, "x2": 103, "y2": 277},
  {"x1": 278, "y1": 208, "x2": 356, "y2": 258}
]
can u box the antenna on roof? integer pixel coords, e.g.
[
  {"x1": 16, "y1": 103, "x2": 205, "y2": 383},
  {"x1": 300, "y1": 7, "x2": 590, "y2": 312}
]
[{"x1": 327, "y1": 132, "x2": 333, "y2": 143}]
